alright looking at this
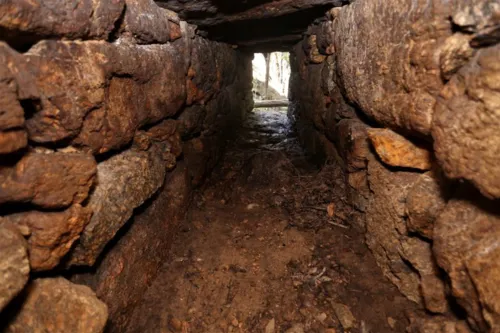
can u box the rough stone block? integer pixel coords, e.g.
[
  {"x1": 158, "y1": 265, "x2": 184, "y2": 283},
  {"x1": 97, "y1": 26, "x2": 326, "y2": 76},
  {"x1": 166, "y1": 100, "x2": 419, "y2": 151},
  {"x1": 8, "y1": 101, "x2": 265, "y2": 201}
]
[
  {"x1": 24, "y1": 41, "x2": 109, "y2": 144},
  {"x1": 0, "y1": 0, "x2": 124, "y2": 45},
  {"x1": 24, "y1": 39, "x2": 188, "y2": 153},
  {"x1": 304, "y1": 35, "x2": 326, "y2": 64},
  {"x1": 122, "y1": 0, "x2": 181, "y2": 44},
  {"x1": 4, "y1": 278, "x2": 108, "y2": 333},
  {"x1": 0, "y1": 42, "x2": 38, "y2": 154},
  {"x1": 0, "y1": 152, "x2": 97, "y2": 209},
  {"x1": 146, "y1": 119, "x2": 182, "y2": 158},
  {"x1": 184, "y1": 136, "x2": 221, "y2": 187},
  {"x1": 2, "y1": 205, "x2": 92, "y2": 271},
  {"x1": 68, "y1": 147, "x2": 166, "y2": 266},
  {"x1": 0, "y1": 225, "x2": 29, "y2": 312}
]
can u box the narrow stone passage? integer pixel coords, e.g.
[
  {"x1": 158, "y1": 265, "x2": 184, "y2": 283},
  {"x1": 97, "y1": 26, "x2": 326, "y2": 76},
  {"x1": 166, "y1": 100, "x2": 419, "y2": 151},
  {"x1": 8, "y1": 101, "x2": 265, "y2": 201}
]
[
  {"x1": 1, "y1": 1, "x2": 499, "y2": 332},
  {"x1": 125, "y1": 109, "x2": 417, "y2": 333}
]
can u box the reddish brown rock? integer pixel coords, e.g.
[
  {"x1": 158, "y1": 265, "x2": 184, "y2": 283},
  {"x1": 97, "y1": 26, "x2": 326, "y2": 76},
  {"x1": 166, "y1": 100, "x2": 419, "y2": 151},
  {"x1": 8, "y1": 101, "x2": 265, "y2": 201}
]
[
  {"x1": 406, "y1": 170, "x2": 449, "y2": 239},
  {"x1": 3, "y1": 205, "x2": 92, "y2": 271},
  {"x1": 122, "y1": 0, "x2": 181, "y2": 44},
  {"x1": 365, "y1": 156, "x2": 421, "y2": 303},
  {"x1": 433, "y1": 44, "x2": 500, "y2": 199},
  {"x1": 75, "y1": 40, "x2": 187, "y2": 153},
  {"x1": 24, "y1": 39, "x2": 187, "y2": 153},
  {"x1": 0, "y1": 152, "x2": 97, "y2": 209},
  {"x1": 367, "y1": 128, "x2": 433, "y2": 170},
  {"x1": 0, "y1": 224, "x2": 29, "y2": 312},
  {"x1": 71, "y1": 163, "x2": 191, "y2": 332},
  {"x1": 434, "y1": 189, "x2": 500, "y2": 332},
  {"x1": 5, "y1": 277, "x2": 108, "y2": 333},
  {"x1": 0, "y1": 0, "x2": 124, "y2": 45},
  {"x1": 331, "y1": 0, "x2": 445, "y2": 135},
  {"x1": 68, "y1": 147, "x2": 166, "y2": 266},
  {"x1": 0, "y1": 131, "x2": 27, "y2": 155},
  {"x1": 24, "y1": 41, "x2": 109, "y2": 143},
  {"x1": 0, "y1": 43, "x2": 38, "y2": 154}
]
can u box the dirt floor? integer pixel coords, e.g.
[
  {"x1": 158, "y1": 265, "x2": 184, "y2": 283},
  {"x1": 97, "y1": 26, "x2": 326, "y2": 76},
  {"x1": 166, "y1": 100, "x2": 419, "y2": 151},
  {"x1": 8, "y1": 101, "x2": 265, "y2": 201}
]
[{"x1": 126, "y1": 110, "x2": 418, "y2": 333}]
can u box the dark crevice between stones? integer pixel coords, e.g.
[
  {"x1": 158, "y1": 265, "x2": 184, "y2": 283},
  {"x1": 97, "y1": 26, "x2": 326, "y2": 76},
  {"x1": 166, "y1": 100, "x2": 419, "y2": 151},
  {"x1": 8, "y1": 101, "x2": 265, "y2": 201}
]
[
  {"x1": 108, "y1": 4, "x2": 128, "y2": 43},
  {"x1": 0, "y1": 28, "x2": 44, "y2": 53}
]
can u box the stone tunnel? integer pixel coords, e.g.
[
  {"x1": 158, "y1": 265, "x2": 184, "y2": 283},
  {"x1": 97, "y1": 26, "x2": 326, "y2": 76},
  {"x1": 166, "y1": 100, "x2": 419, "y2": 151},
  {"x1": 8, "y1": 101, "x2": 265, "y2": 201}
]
[{"x1": 0, "y1": 0, "x2": 499, "y2": 332}]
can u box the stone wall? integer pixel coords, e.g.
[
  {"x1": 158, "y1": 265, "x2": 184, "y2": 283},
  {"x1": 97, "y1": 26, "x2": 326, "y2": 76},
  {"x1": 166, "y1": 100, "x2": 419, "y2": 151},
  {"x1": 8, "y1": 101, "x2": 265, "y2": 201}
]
[
  {"x1": 0, "y1": 0, "x2": 252, "y2": 332},
  {"x1": 289, "y1": 1, "x2": 500, "y2": 332}
]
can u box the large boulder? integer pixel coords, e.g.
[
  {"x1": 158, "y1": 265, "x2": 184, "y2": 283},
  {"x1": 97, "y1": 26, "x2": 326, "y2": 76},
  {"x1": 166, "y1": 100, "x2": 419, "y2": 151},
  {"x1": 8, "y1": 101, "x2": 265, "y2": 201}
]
[{"x1": 332, "y1": 0, "x2": 497, "y2": 137}]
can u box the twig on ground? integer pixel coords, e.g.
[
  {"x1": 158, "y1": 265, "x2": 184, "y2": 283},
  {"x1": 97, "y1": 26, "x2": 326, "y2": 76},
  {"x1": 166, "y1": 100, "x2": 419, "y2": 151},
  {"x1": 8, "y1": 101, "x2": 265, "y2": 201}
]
[{"x1": 327, "y1": 221, "x2": 349, "y2": 229}]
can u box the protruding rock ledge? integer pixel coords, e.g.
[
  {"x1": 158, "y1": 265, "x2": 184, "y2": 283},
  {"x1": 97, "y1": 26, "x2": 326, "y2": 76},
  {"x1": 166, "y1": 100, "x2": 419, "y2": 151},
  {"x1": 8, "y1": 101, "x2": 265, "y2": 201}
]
[{"x1": 367, "y1": 128, "x2": 432, "y2": 171}]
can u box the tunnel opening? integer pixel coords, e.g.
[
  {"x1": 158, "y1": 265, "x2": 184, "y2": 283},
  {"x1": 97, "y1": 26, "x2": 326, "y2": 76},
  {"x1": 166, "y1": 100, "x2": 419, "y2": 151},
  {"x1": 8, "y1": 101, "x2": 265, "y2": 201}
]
[{"x1": 0, "y1": 1, "x2": 499, "y2": 333}]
